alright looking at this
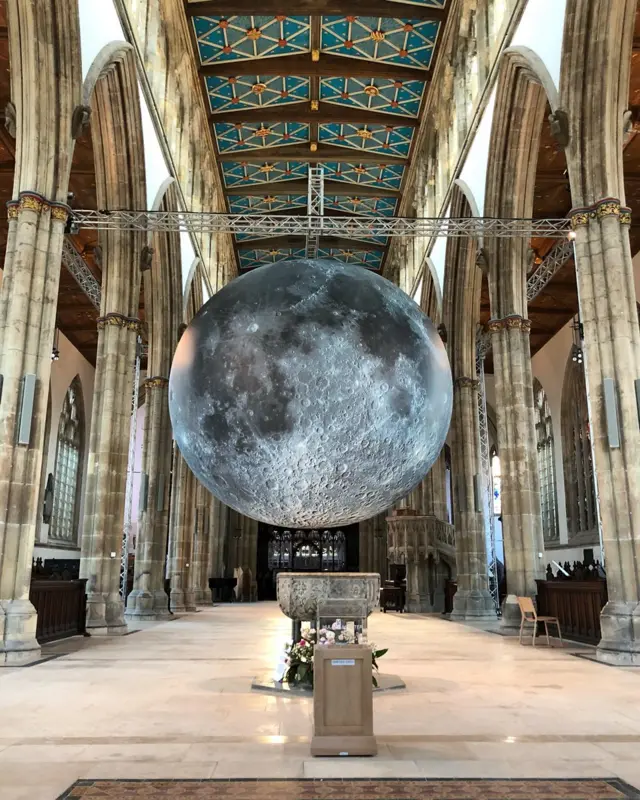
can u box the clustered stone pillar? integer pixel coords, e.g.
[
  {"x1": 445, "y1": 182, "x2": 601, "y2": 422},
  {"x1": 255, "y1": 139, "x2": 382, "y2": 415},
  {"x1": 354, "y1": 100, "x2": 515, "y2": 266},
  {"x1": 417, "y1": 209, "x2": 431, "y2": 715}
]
[
  {"x1": 207, "y1": 497, "x2": 229, "y2": 581},
  {"x1": 359, "y1": 513, "x2": 387, "y2": 577},
  {"x1": 0, "y1": 0, "x2": 82, "y2": 664},
  {"x1": 489, "y1": 315, "x2": 545, "y2": 626},
  {"x1": 570, "y1": 201, "x2": 640, "y2": 663},
  {"x1": 79, "y1": 45, "x2": 146, "y2": 634},
  {"x1": 126, "y1": 377, "x2": 172, "y2": 620},
  {"x1": 81, "y1": 314, "x2": 141, "y2": 633},
  {"x1": 190, "y1": 483, "x2": 211, "y2": 605},
  {"x1": 450, "y1": 377, "x2": 495, "y2": 619},
  {"x1": 167, "y1": 450, "x2": 197, "y2": 612}
]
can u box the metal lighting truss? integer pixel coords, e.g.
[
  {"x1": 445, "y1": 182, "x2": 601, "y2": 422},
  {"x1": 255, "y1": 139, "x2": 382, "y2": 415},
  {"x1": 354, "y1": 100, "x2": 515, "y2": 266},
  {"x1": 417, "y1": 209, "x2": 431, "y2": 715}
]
[
  {"x1": 68, "y1": 209, "x2": 573, "y2": 239},
  {"x1": 305, "y1": 166, "x2": 325, "y2": 258},
  {"x1": 526, "y1": 239, "x2": 574, "y2": 301},
  {"x1": 120, "y1": 336, "x2": 143, "y2": 599},
  {"x1": 61, "y1": 238, "x2": 102, "y2": 310}
]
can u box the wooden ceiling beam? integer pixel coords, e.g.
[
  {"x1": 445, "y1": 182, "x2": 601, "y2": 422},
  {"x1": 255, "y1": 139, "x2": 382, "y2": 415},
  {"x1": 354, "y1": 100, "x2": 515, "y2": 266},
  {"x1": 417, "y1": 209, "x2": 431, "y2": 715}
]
[
  {"x1": 236, "y1": 234, "x2": 385, "y2": 251},
  {"x1": 528, "y1": 306, "x2": 577, "y2": 316},
  {"x1": 211, "y1": 105, "x2": 418, "y2": 127},
  {"x1": 186, "y1": 0, "x2": 447, "y2": 21},
  {"x1": 200, "y1": 54, "x2": 428, "y2": 82},
  {"x1": 218, "y1": 143, "x2": 407, "y2": 164},
  {"x1": 228, "y1": 179, "x2": 399, "y2": 197}
]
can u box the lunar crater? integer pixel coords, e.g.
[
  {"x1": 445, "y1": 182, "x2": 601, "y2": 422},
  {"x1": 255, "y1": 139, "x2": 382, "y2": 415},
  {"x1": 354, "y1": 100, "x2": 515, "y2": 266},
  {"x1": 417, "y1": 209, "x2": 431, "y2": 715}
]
[{"x1": 169, "y1": 258, "x2": 453, "y2": 527}]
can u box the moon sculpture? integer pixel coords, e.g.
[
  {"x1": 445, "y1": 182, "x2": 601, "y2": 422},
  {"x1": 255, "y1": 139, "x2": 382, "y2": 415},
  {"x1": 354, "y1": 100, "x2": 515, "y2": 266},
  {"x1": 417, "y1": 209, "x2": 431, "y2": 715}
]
[{"x1": 169, "y1": 258, "x2": 453, "y2": 528}]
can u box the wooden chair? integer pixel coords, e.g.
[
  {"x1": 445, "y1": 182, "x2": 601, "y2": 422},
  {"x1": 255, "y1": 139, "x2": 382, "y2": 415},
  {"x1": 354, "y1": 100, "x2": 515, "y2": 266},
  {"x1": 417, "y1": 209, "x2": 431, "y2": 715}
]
[{"x1": 517, "y1": 596, "x2": 563, "y2": 647}]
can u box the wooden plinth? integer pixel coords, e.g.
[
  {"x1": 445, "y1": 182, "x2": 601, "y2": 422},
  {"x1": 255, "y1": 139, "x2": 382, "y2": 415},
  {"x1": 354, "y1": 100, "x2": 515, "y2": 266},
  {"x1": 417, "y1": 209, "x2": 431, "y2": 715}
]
[{"x1": 311, "y1": 645, "x2": 377, "y2": 757}]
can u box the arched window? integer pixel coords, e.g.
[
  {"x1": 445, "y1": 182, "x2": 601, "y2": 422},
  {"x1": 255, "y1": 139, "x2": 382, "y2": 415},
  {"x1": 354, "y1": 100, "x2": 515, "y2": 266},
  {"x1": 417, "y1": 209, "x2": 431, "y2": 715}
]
[
  {"x1": 490, "y1": 447, "x2": 501, "y2": 516},
  {"x1": 444, "y1": 443, "x2": 453, "y2": 524},
  {"x1": 533, "y1": 379, "x2": 559, "y2": 543},
  {"x1": 561, "y1": 355, "x2": 597, "y2": 543},
  {"x1": 50, "y1": 378, "x2": 84, "y2": 545}
]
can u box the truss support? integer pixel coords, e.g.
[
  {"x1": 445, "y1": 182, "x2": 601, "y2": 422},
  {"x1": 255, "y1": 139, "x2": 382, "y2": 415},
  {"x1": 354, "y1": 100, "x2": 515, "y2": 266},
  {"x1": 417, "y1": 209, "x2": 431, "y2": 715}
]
[
  {"x1": 526, "y1": 239, "x2": 574, "y2": 301},
  {"x1": 120, "y1": 336, "x2": 143, "y2": 599},
  {"x1": 305, "y1": 167, "x2": 324, "y2": 259},
  {"x1": 67, "y1": 209, "x2": 573, "y2": 239},
  {"x1": 61, "y1": 238, "x2": 102, "y2": 310},
  {"x1": 476, "y1": 330, "x2": 500, "y2": 615}
]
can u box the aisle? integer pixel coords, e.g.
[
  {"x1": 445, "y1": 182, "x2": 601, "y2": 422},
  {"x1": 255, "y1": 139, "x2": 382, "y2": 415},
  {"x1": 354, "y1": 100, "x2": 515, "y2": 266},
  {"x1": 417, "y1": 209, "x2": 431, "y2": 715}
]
[{"x1": 0, "y1": 604, "x2": 640, "y2": 798}]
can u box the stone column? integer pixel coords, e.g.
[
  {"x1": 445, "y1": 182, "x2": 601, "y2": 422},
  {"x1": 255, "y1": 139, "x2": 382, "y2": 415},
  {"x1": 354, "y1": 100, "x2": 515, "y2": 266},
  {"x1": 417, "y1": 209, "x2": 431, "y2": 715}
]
[
  {"x1": 81, "y1": 314, "x2": 141, "y2": 633},
  {"x1": 570, "y1": 202, "x2": 640, "y2": 663},
  {"x1": 489, "y1": 315, "x2": 545, "y2": 627},
  {"x1": 78, "y1": 46, "x2": 146, "y2": 634},
  {"x1": 167, "y1": 450, "x2": 197, "y2": 612},
  {"x1": 359, "y1": 513, "x2": 387, "y2": 576},
  {"x1": 450, "y1": 377, "x2": 495, "y2": 619},
  {"x1": 207, "y1": 497, "x2": 229, "y2": 580},
  {"x1": 560, "y1": 0, "x2": 640, "y2": 663},
  {"x1": 0, "y1": 0, "x2": 82, "y2": 664},
  {"x1": 191, "y1": 485, "x2": 211, "y2": 605},
  {"x1": 125, "y1": 377, "x2": 172, "y2": 619}
]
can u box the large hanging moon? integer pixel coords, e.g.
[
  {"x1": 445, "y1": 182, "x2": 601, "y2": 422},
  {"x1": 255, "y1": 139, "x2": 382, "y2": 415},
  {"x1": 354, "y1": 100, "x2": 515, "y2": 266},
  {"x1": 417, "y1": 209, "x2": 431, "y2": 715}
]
[{"x1": 169, "y1": 258, "x2": 453, "y2": 528}]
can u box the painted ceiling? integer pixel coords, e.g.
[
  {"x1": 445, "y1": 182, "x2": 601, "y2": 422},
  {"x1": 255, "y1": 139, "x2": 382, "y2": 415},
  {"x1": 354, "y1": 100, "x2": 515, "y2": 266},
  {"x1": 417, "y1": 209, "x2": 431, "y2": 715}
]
[{"x1": 185, "y1": 0, "x2": 449, "y2": 272}]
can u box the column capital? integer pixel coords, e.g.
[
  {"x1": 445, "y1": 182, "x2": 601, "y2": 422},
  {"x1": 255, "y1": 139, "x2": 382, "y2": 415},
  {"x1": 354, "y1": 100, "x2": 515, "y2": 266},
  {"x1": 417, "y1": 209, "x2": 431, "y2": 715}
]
[
  {"x1": 144, "y1": 376, "x2": 169, "y2": 391},
  {"x1": 454, "y1": 376, "x2": 479, "y2": 391},
  {"x1": 97, "y1": 313, "x2": 142, "y2": 333},
  {"x1": 7, "y1": 192, "x2": 71, "y2": 222},
  {"x1": 486, "y1": 315, "x2": 531, "y2": 334},
  {"x1": 570, "y1": 198, "x2": 632, "y2": 228}
]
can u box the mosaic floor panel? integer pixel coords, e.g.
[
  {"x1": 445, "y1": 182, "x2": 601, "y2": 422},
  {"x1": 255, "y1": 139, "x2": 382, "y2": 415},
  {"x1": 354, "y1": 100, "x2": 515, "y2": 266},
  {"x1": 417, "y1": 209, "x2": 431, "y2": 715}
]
[{"x1": 57, "y1": 778, "x2": 640, "y2": 800}]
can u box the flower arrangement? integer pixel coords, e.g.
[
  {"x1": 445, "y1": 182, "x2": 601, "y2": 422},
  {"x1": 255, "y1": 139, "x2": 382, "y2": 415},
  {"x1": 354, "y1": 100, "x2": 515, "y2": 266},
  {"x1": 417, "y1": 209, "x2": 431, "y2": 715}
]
[{"x1": 282, "y1": 625, "x2": 387, "y2": 689}]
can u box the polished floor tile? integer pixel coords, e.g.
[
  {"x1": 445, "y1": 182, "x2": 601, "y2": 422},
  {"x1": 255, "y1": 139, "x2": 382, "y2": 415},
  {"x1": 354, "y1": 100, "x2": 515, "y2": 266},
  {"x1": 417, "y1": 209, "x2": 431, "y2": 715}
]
[{"x1": 0, "y1": 604, "x2": 639, "y2": 799}]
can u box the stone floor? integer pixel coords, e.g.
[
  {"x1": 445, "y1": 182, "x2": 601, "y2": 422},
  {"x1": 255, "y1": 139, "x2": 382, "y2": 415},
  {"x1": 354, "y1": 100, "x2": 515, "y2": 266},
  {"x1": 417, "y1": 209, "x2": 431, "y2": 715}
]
[{"x1": 1, "y1": 603, "x2": 640, "y2": 800}]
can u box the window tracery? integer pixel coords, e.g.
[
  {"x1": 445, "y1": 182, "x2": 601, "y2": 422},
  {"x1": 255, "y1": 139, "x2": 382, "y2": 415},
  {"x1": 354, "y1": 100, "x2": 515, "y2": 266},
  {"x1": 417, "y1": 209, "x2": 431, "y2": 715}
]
[
  {"x1": 533, "y1": 378, "x2": 559, "y2": 542},
  {"x1": 561, "y1": 356, "x2": 597, "y2": 543},
  {"x1": 49, "y1": 378, "x2": 84, "y2": 545}
]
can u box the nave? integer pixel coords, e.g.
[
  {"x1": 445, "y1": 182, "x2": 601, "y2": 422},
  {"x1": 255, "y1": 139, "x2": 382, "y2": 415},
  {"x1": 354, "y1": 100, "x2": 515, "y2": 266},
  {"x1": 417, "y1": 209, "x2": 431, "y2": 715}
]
[{"x1": 1, "y1": 605, "x2": 640, "y2": 798}]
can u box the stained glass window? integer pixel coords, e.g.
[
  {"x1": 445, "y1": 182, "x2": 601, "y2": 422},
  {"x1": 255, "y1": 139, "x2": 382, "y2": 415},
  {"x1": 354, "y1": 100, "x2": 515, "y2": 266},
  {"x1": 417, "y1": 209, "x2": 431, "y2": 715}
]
[
  {"x1": 491, "y1": 448, "x2": 501, "y2": 516},
  {"x1": 561, "y1": 355, "x2": 597, "y2": 542},
  {"x1": 534, "y1": 379, "x2": 559, "y2": 542},
  {"x1": 50, "y1": 378, "x2": 84, "y2": 545}
]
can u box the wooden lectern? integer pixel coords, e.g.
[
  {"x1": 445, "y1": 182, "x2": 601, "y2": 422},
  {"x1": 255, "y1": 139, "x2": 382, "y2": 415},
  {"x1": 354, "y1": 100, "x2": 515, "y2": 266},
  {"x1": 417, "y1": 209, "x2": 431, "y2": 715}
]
[{"x1": 311, "y1": 645, "x2": 376, "y2": 757}]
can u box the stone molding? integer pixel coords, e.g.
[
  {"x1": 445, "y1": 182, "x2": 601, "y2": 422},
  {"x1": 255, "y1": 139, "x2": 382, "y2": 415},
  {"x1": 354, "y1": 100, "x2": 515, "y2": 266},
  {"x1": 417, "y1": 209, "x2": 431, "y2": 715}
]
[
  {"x1": 486, "y1": 314, "x2": 532, "y2": 333},
  {"x1": 7, "y1": 191, "x2": 70, "y2": 222},
  {"x1": 570, "y1": 198, "x2": 632, "y2": 228},
  {"x1": 96, "y1": 312, "x2": 142, "y2": 333}
]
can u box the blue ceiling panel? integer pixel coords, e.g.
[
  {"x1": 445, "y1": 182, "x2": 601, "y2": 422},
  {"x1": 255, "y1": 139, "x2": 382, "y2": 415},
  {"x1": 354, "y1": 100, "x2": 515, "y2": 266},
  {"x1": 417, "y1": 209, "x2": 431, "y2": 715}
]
[
  {"x1": 193, "y1": 15, "x2": 311, "y2": 64},
  {"x1": 207, "y1": 75, "x2": 310, "y2": 113},
  {"x1": 215, "y1": 121, "x2": 310, "y2": 151},
  {"x1": 321, "y1": 16, "x2": 440, "y2": 70},
  {"x1": 319, "y1": 122, "x2": 413, "y2": 158},
  {"x1": 320, "y1": 76, "x2": 425, "y2": 117},
  {"x1": 223, "y1": 161, "x2": 309, "y2": 187}
]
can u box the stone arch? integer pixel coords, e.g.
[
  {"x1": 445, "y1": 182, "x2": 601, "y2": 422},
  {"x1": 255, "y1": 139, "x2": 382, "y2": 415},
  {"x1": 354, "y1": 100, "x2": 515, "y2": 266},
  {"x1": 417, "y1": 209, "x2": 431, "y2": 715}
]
[
  {"x1": 183, "y1": 258, "x2": 204, "y2": 322},
  {"x1": 82, "y1": 41, "x2": 146, "y2": 316},
  {"x1": 559, "y1": 0, "x2": 636, "y2": 206},
  {"x1": 147, "y1": 179, "x2": 183, "y2": 378},
  {"x1": 443, "y1": 186, "x2": 481, "y2": 382},
  {"x1": 419, "y1": 256, "x2": 443, "y2": 323},
  {"x1": 485, "y1": 48, "x2": 556, "y2": 318}
]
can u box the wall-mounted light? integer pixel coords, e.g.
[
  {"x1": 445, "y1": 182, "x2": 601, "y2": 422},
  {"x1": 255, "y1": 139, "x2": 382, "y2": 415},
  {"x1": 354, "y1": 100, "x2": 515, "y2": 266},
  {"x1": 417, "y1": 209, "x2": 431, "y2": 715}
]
[
  {"x1": 51, "y1": 328, "x2": 60, "y2": 361},
  {"x1": 571, "y1": 317, "x2": 583, "y2": 365}
]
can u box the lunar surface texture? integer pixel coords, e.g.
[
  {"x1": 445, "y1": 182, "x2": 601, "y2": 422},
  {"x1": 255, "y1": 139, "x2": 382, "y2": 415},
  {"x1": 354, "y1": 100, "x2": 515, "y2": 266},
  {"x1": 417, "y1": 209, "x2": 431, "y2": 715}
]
[{"x1": 169, "y1": 258, "x2": 453, "y2": 528}]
